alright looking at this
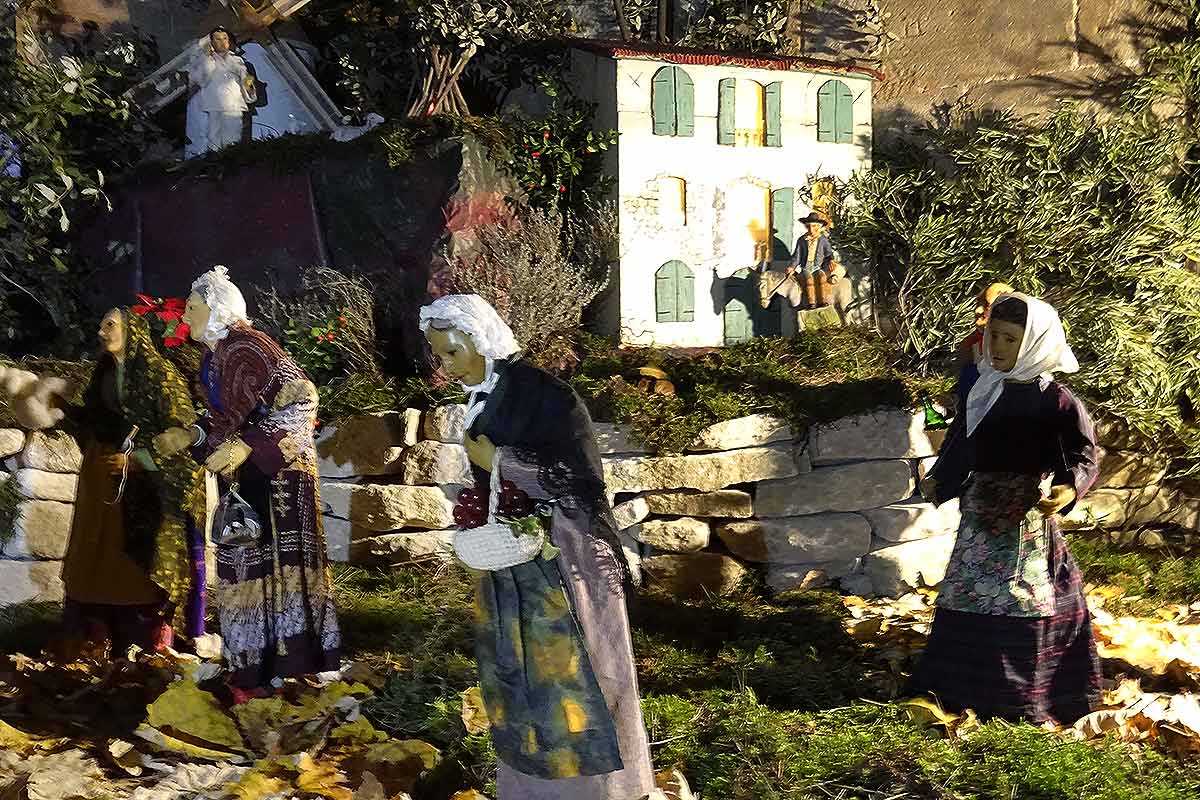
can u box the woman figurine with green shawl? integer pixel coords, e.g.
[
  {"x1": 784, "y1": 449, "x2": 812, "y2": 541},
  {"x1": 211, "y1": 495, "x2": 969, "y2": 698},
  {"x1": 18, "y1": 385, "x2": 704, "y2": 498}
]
[{"x1": 53, "y1": 308, "x2": 205, "y2": 650}]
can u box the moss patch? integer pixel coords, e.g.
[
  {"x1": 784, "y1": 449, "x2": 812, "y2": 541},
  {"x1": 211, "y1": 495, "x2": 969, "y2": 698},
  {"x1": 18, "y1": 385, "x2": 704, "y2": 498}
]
[{"x1": 1069, "y1": 533, "x2": 1200, "y2": 614}]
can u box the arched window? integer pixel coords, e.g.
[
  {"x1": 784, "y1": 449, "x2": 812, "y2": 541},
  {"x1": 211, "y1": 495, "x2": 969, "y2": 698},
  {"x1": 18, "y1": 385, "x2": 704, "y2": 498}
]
[
  {"x1": 652, "y1": 67, "x2": 695, "y2": 137},
  {"x1": 734, "y1": 80, "x2": 765, "y2": 146},
  {"x1": 817, "y1": 80, "x2": 854, "y2": 144},
  {"x1": 657, "y1": 177, "x2": 687, "y2": 227},
  {"x1": 655, "y1": 260, "x2": 695, "y2": 322}
]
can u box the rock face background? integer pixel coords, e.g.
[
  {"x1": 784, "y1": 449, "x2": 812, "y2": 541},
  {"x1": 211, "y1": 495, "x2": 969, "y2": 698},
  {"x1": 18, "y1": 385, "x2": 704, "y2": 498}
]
[{"x1": 1, "y1": 401, "x2": 1195, "y2": 609}]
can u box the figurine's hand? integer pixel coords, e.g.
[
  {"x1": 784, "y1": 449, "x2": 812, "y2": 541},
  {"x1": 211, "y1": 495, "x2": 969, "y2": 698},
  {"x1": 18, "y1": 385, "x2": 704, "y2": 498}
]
[
  {"x1": 919, "y1": 477, "x2": 938, "y2": 505},
  {"x1": 785, "y1": 265, "x2": 796, "y2": 277},
  {"x1": 205, "y1": 439, "x2": 252, "y2": 479},
  {"x1": 154, "y1": 426, "x2": 194, "y2": 458},
  {"x1": 464, "y1": 433, "x2": 497, "y2": 470},
  {"x1": 1037, "y1": 485, "x2": 1076, "y2": 516}
]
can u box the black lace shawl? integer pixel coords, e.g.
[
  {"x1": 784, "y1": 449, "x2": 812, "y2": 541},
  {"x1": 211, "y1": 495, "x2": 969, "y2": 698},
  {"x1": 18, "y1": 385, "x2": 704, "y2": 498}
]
[{"x1": 467, "y1": 358, "x2": 632, "y2": 593}]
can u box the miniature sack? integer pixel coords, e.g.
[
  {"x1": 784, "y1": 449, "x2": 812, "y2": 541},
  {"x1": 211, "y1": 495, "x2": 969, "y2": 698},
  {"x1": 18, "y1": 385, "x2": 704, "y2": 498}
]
[{"x1": 453, "y1": 461, "x2": 544, "y2": 571}]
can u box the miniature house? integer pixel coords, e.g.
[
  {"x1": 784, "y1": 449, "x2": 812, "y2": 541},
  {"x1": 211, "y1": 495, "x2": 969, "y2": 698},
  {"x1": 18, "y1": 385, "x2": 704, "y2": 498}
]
[{"x1": 568, "y1": 40, "x2": 881, "y2": 347}]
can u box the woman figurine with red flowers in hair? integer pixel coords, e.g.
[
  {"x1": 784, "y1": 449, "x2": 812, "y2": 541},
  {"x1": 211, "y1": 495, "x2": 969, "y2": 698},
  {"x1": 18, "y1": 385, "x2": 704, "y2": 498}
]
[{"x1": 420, "y1": 294, "x2": 661, "y2": 800}]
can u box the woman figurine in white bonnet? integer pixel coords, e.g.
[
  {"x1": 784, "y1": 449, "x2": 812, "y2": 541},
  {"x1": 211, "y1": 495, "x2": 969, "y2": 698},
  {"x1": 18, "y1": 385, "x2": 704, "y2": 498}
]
[
  {"x1": 155, "y1": 266, "x2": 341, "y2": 700},
  {"x1": 420, "y1": 294, "x2": 661, "y2": 800},
  {"x1": 910, "y1": 293, "x2": 1102, "y2": 725}
]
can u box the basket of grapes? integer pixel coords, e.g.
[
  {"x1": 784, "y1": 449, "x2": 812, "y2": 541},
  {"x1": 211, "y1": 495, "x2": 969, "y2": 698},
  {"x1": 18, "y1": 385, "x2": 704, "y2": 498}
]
[{"x1": 451, "y1": 472, "x2": 555, "y2": 571}]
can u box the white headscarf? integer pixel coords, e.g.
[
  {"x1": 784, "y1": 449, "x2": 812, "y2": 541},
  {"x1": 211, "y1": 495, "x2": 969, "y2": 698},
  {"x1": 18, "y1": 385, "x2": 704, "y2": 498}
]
[
  {"x1": 191, "y1": 265, "x2": 250, "y2": 348},
  {"x1": 964, "y1": 292, "x2": 1079, "y2": 437},
  {"x1": 419, "y1": 294, "x2": 521, "y2": 429}
]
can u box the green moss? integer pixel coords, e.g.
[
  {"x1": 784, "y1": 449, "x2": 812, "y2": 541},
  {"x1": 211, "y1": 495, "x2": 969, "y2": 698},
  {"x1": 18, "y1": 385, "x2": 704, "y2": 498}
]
[
  {"x1": 0, "y1": 601, "x2": 62, "y2": 655},
  {"x1": 1069, "y1": 534, "x2": 1200, "y2": 613},
  {"x1": 571, "y1": 329, "x2": 953, "y2": 454},
  {"x1": 0, "y1": 476, "x2": 20, "y2": 549}
]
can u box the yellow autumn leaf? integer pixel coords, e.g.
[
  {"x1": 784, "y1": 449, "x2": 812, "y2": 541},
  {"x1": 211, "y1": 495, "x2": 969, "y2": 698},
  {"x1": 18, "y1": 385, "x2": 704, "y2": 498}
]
[
  {"x1": 0, "y1": 719, "x2": 66, "y2": 753},
  {"x1": 227, "y1": 771, "x2": 291, "y2": 800},
  {"x1": 145, "y1": 680, "x2": 246, "y2": 753},
  {"x1": 461, "y1": 686, "x2": 490, "y2": 735},
  {"x1": 135, "y1": 723, "x2": 248, "y2": 763},
  {"x1": 898, "y1": 697, "x2": 960, "y2": 729},
  {"x1": 330, "y1": 716, "x2": 388, "y2": 745},
  {"x1": 295, "y1": 755, "x2": 354, "y2": 800}
]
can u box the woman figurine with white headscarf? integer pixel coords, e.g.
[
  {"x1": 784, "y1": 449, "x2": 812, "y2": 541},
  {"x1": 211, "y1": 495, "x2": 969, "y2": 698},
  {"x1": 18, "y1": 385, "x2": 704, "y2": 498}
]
[
  {"x1": 910, "y1": 293, "x2": 1103, "y2": 725},
  {"x1": 155, "y1": 266, "x2": 340, "y2": 699},
  {"x1": 419, "y1": 295, "x2": 660, "y2": 800}
]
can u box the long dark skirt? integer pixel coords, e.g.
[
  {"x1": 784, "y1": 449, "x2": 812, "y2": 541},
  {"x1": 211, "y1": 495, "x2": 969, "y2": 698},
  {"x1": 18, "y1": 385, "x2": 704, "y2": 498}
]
[
  {"x1": 214, "y1": 467, "x2": 340, "y2": 689},
  {"x1": 906, "y1": 524, "x2": 1103, "y2": 725}
]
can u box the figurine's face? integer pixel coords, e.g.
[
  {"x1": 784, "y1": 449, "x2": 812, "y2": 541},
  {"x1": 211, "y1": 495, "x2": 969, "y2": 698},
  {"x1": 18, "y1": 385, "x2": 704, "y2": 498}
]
[
  {"x1": 98, "y1": 309, "x2": 126, "y2": 357},
  {"x1": 210, "y1": 31, "x2": 231, "y2": 54},
  {"x1": 183, "y1": 292, "x2": 211, "y2": 343},
  {"x1": 426, "y1": 326, "x2": 486, "y2": 385},
  {"x1": 806, "y1": 221, "x2": 825, "y2": 237},
  {"x1": 988, "y1": 319, "x2": 1025, "y2": 373}
]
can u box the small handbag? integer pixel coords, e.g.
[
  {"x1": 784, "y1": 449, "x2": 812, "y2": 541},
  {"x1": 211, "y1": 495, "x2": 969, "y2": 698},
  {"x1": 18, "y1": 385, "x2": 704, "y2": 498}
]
[
  {"x1": 211, "y1": 481, "x2": 262, "y2": 548},
  {"x1": 453, "y1": 463, "x2": 545, "y2": 571}
]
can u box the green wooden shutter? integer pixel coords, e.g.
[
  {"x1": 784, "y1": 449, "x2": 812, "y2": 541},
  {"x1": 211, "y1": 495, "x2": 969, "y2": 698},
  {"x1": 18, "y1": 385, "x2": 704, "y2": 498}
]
[
  {"x1": 656, "y1": 260, "x2": 694, "y2": 322},
  {"x1": 770, "y1": 187, "x2": 795, "y2": 262},
  {"x1": 675, "y1": 69, "x2": 695, "y2": 137},
  {"x1": 678, "y1": 263, "x2": 695, "y2": 321},
  {"x1": 723, "y1": 296, "x2": 753, "y2": 345},
  {"x1": 652, "y1": 68, "x2": 677, "y2": 136},
  {"x1": 718, "y1": 77, "x2": 736, "y2": 145},
  {"x1": 655, "y1": 261, "x2": 678, "y2": 320},
  {"x1": 817, "y1": 81, "x2": 835, "y2": 142},
  {"x1": 764, "y1": 81, "x2": 782, "y2": 147},
  {"x1": 835, "y1": 81, "x2": 854, "y2": 143}
]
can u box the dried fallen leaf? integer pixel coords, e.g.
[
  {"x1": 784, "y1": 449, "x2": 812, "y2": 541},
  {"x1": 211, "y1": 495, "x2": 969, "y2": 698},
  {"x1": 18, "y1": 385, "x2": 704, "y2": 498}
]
[
  {"x1": 145, "y1": 679, "x2": 246, "y2": 754},
  {"x1": 295, "y1": 753, "x2": 354, "y2": 800},
  {"x1": 227, "y1": 770, "x2": 291, "y2": 800},
  {"x1": 898, "y1": 697, "x2": 960, "y2": 730},
  {"x1": 461, "y1": 685, "x2": 490, "y2": 735}
]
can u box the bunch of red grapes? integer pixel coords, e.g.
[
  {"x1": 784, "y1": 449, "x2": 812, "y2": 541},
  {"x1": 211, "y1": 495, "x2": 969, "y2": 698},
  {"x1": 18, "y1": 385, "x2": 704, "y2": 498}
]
[{"x1": 453, "y1": 480, "x2": 534, "y2": 529}]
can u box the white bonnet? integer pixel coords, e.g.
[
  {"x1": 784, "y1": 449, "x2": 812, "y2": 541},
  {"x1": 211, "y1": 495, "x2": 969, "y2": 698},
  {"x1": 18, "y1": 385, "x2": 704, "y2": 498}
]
[
  {"x1": 418, "y1": 294, "x2": 521, "y2": 361},
  {"x1": 190, "y1": 265, "x2": 250, "y2": 346}
]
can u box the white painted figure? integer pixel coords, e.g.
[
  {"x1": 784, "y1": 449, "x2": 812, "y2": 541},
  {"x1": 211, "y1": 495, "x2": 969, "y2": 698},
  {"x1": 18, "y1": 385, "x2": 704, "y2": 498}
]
[{"x1": 186, "y1": 27, "x2": 257, "y2": 156}]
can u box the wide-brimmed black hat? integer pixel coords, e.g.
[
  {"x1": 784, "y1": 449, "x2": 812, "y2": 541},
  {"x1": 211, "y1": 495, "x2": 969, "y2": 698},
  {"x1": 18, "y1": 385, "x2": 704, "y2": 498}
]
[{"x1": 797, "y1": 212, "x2": 829, "y2": 225}]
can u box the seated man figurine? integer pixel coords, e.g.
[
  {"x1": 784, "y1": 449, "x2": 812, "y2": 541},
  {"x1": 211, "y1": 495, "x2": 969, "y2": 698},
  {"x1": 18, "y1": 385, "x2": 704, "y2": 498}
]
[{"x1": 786, "y1": 211, "x2": 845, "y2": 309}]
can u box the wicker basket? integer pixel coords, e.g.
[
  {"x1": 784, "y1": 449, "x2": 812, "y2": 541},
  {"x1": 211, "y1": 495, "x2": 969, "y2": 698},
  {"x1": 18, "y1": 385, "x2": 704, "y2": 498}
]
[{"x1": 453, "y1": 461, "x2": 545, "y2": 571}]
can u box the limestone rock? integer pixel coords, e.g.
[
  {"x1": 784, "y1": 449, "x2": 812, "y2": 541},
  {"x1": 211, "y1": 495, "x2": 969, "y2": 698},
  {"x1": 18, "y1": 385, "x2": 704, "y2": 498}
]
[
  {"x1": 767, "y1": 559, "x2": 861, "y2": 593},
  {"x1": 322, "y1": 515, "x2": 351, "y2": 562},
  {"x1": 0, "y1": 429, "x2": 25, "y2": 459},
  {"x1": 612, "y1": 497, "x2": 650, "y2": 530},
  {"x1": 6, "y1": 500, "x2": 74, "y2": 559},
  {"x1": 12, "y1": 468, "x2": 78, "y2": 502},
  {"x1": 689, "y1": 414, "x2": 792, "y2": 452},
  {"x1": 810, "y1": 409, "x2": 941, "y2": 464},
  {"x1": 1167, "y1": 497, "x2": 1200, "y2": 532},
  {"x1": 603, "y1": 445, "x2": 798, "y2": 494},
  {"x1": 633, "y1": 518, "x2": 710, "y2": 553},
  {"x1": 716, "y1": 513, "x2": 872, "y2": 563},
  {"x1": 839, "y1": 572, "x2": 875, "y2": 597},
  {"x1": 1061, "y1": 487, "x2": 1175, "y2": 530},
  {"x1": 862, "y1": 499, "x2": 960, "y2": 543},
  {"x1": 401, "y1": 441, "x2": 472, "y2": 486},
  {"x1": 916, "y1": 456, "x2": 938, "y2": 482},
  {"x1": 402, "y1": 408, "x2": 423, "y2": 446},
  {"x1": 20, "y1": 431, "x2": 82, "y2": 473},
  {"x1": 0, "y1": 560, "x2": 64, "y2": 604},
  {"x1": 1096, "y1": 450, "x2": 1167, "y2": 490},
  {"x1": 423, "y1": 404, "x2": 467, "y2": 443},
  {"x1": 862, "y1": 535, "x2": 956, "y2": 597},
  {"x1": 315, "y1": 413, "x2": 407, "y2": 478},
  {"x1": 756, "y1": 460, "x2": 914, "y2": 517},
  {"x1": 642, "y1": 552, "x2": 750, "y2": 600},
  {"x1": 1094, "y1": 417, "x2": 1139, "y2": 450},
  {"x1": 644, "y1": 489, "x2": 753, "y2": 519},
  {"x1": 351, "y1": 530, "x2": 455, "y2": 566},
  {"x1": 321, "y1": 483, "x2": 455, "y2": 532},
  {"x1": 619, "y1": 531, "x2": 643, "y2": 586},
  {"x1": 594, "y1": 423, "x2": 648, "y2": 455},
  {"x1": 793, "y1": 441, "x2": 813, "y2": 474}
]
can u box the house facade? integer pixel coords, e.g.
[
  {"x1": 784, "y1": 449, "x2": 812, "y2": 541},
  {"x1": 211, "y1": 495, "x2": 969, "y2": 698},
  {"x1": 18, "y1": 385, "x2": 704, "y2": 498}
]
[{"x1": 569, "y1": 41, "x2": 881, "y2": 348}]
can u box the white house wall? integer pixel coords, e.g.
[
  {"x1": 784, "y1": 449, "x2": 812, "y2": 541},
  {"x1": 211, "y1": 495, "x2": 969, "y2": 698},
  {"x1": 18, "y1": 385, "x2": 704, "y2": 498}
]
[{"x1": 610, "y1": 57, "x2": 873, "y2": 347}]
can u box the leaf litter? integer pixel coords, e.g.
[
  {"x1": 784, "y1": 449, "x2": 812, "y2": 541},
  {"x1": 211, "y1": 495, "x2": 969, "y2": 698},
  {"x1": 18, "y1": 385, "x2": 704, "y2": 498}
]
[{"x1": 842, "y1": 585, "x2": 1200, "y2": 757}]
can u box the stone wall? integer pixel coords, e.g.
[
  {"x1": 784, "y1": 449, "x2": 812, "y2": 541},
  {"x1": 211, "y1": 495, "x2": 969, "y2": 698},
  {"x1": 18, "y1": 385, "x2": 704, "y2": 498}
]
[
  {"x1": 0, "y1": 430, "x2": 79, "y2": 606},
  {"x1": 2, "y1": 404, "x2": 1195, "y2": 611},
  {"x1": 317, "y1": 404, "x2": 1200, "y2": 601}
]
